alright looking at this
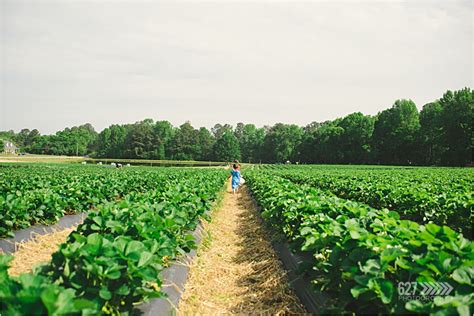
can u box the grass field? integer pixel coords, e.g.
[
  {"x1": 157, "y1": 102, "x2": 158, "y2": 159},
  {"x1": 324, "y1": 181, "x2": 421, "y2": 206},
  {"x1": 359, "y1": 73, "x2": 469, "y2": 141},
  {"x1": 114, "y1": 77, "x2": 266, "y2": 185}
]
[
  {"x1": 0, "y1": 154, "x2": 227, "y2": 166},
  {"x1": 0, "y1": 154, "x2": 85, "y2": 163}
]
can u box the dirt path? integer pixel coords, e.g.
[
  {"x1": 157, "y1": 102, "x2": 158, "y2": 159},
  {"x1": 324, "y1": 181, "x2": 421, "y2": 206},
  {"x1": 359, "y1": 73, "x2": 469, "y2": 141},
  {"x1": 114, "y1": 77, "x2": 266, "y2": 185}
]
[
  {"x1": 178, "y1": 184, "x2": 305, "y2": 314},
  {"x1": 7, "y1": 228, "x2": 74, "y2": 276}
]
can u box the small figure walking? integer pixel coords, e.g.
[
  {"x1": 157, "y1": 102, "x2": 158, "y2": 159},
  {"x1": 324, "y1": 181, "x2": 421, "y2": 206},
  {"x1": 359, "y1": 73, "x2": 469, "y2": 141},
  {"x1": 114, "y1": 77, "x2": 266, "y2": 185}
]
[{"x1": 230, "y1": 163, "x2": 241, "y2": 194}]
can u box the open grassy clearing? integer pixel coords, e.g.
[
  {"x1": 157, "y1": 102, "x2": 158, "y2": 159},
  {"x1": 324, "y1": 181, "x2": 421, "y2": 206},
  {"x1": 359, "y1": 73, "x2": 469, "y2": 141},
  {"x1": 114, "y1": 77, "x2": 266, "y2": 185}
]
[
  {"x1": 0, "y1": 154, "x2": 227, "y2": 166},
  {"x1": 179, "y1": 183, "x2": 305, "y2": 314},
  {"x1": 0, "y1": 155, "x2": 84, "y2": 164},
  {"x1": 85, "y1": 157, "x2": 227, "y2": 167}
]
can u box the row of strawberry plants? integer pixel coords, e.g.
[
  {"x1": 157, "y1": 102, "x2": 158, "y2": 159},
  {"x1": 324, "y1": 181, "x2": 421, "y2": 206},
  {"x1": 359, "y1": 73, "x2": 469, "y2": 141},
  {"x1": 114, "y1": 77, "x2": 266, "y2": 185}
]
[
  {"x1": 271, "y1": 166, "x2": 473, "y2": 237},
  {"x1": 0, "y1": 168, "x2": 227, "y2": 315},
  {"x1": 0, "y1": 165, "x2": 194, "y2": 237},
  {"x1": 246, "y1": 171, "x2": 473, "y2": 315}
]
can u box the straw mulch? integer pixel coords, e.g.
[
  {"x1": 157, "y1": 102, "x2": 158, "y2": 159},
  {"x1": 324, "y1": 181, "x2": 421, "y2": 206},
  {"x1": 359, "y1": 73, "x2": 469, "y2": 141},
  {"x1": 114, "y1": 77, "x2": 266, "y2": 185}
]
[
  {"x1": 7, "y1": 227, "x2": 74, "y2": 276},
  {"x1": 178, "y1": 183, "x2": 306, "y2": 315}
]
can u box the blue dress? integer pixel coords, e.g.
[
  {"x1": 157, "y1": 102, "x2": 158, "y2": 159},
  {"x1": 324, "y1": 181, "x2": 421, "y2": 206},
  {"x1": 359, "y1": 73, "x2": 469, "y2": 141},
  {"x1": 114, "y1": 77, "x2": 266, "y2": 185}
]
[{"x1": 231, "y1": 170, "x2": 241, "y2": 189}]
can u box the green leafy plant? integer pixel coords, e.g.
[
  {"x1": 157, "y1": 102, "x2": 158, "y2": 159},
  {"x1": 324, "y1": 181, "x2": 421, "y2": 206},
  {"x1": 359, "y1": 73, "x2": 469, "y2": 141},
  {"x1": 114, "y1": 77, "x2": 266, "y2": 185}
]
[
  {"x1": 246, "y1": 171, "x2": 473, "y2": 315},
  {"x1": 269, "y1": 165, "x2": 473, "y2": 236},
  {"x1": 0, "y1": 255, "x2": 98, "y2": 315},
  {"x1": 0, "y1": 165, "x2": 227, "y2": 314}
]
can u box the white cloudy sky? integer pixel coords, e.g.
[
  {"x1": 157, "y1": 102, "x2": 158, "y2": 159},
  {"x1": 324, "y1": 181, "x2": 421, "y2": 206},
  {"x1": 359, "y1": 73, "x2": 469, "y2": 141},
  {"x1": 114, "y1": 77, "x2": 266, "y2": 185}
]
[{"x1": 0, "y1": 0, "x2": 472, "y2": 134}]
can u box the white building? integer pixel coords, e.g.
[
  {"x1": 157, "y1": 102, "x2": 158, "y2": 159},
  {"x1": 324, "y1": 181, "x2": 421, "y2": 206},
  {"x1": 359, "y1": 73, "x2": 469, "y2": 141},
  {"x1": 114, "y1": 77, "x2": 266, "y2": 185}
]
[{"x1": 2, "y1": 141, "x2": 18, "y2": 154}]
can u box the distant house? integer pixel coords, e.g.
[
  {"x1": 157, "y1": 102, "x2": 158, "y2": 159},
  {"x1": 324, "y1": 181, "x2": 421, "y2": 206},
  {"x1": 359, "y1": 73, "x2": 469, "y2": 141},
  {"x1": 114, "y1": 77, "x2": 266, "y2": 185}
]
[{"x1": 2, "y1": 141, "x2": 18, "y2": 154}]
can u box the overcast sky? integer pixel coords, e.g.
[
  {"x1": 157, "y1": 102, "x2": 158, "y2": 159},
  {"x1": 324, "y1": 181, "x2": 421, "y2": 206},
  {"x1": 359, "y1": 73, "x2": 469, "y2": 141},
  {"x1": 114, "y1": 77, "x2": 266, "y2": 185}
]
[{"x1": 0, "y1": 0, "x2": 472, "y2": 134}]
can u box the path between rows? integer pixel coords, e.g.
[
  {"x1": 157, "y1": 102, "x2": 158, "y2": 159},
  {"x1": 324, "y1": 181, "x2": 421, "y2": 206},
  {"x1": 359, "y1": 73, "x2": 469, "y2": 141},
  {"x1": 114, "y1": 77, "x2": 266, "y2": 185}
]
[
  {"x1": 178, "y1": 183, "x2": 305, "y2": 314},
  {"x1": 5, "y1": 181, "x2": 306, "y2": 314},
  {"x1": 7, "y1": 227, "x2": 75, "y2": 276}
]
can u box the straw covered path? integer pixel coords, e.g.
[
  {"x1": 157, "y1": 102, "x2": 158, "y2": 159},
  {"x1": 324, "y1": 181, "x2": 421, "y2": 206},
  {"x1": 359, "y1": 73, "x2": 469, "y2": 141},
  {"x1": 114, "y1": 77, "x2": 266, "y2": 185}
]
[
  {"x1": 178, "y1": 183, "x2": 306, "y2": 314},
  {"x1": 7, "y1": 227, "x2": 75, "y2": 276}
]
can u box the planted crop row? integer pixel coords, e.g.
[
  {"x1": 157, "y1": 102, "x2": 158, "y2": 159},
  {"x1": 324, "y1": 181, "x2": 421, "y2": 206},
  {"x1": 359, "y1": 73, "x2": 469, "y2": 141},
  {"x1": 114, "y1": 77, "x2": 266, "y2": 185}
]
[
  {"x1": 246, "y1": 171, "x2": 473, "y2": 315},
  {"x1": 0, "y1": 168, "x2": 227, "y2": 315},
  {"x1": 0, "y1": 164, "x2": 193, "y2": 237},
  {"x1": 268, "y1": 165, "x2": 473, "y2": 237}
]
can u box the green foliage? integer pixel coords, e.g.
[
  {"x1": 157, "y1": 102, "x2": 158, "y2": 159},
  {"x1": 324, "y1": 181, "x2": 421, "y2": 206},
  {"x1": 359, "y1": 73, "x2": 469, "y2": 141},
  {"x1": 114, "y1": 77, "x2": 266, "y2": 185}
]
[
  {"x1": 0, "y1": 255, "x2": 97, "y2": 315},
  {"x1": 0, "y1": 164, "x2": 225, "y2": 237},
  {"x1": 0, "y1": 165, "x2": 227, "y2": 314},
  {"x1": 0, "y1": 165, "x2": 159, "y2": 237},
  {"x1": 337, "y1": 113, "x2": 375, "y2": 163},
  {"x1": 263, "y1": 123, "x2": 303, "y2": 163},
  {"x1": 234, "y1": 123, "x2": 265, "y2": 163},
  {"x1": 419, "y1": 101, "x2": 444, "y2": 165},
  {"x1": 246, "y1": 169, "x2": 474, "y2": 315},
  {"x1": 265, "y1": 165, "x2": 473, "y2": 237},
  {"x1": 27, "y1": 124, "x2": 97, "y2": 156},
  {"x1": 372, "y1": 99, "x2": 420, "y2": 165},
  {"x1": 96, "y1": 124, "x2": 128, "y2": 158},
  {"x1": 169, "y1": 122, "x2": 201, "y2": 160},
  {"x1": 196, "y1": 127, "x2": 215, "y2": 161},
  {"x1": 1, "y1": 87, "x2": 472, "y2": 166},
  {"x1": 438, "y1": 88, "x2": 474, "y2": 166},
  {"x1": 122, "y1": 120, "x2": 156, "y2": 159},
  {"x1": 298, "y1": 121, "x2": 345, "y2": 163},
  {"x1": 212, "y1": 130, "x2": 241, "y2": 162}
]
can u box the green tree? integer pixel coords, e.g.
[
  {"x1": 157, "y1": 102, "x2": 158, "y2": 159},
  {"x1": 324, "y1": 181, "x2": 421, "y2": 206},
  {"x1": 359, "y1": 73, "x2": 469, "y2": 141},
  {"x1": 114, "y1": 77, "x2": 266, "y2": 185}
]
[
  {"x1": 30, "y1": 124, "x2": 98, "y2": 156},
  {"x1": 211, "y1": 123, "x2": 233, "y2": 139},
  {"x1": 235, "y1": 123, "x2": 265, "y2": 163},
  {"x1": 311, "y1": 121, "x2": 344, "y2": 163},
  {"x1": 338, "y1": 113, "x2": 375, "y2": 164},
  {"x1": 439, "y1": 88, "x2": 473, "y2": 166},
  {"x1": 0, "y1": 130, "x2": 15, "y2": 142},
  {"x1": 212, "y1": 130, "x2": 241, "y2": 162},
  {"x1": 153, "y1": 121, "x2": 175, "y2": 160},
  {"x1": 169, "y1": 122, "x2": 200, "y2": 160},
  {"x1": 372, "y1": 99, "x2": 420, "y2": 165},
  {"x1": 97, "y1": 124, "x2": 128, "y2": 158},
  {"x1": 123, "y1": 120, "x2": 155, "y2": 159},
  {"x1": 418, "y1": 101, "x2": 443, "y2": 165},
  {"x1": 263, "y1": 123, "x2": 303, "y2": 163},
  {"x1": 297, "y1": 122, "x2": 321, "y2": 163},
  {"x1": 14, "y1": 129, "x2": 30, "y2": 147},
  {"x1": 4, "y1": 86, "x2": 471, "y2": 165},
  {"x1": 196, "y1": 127, "x2": 215, "y2": 161},
  {"x1": 25, "y1": 129, "x2": 40, "y2": 147}
]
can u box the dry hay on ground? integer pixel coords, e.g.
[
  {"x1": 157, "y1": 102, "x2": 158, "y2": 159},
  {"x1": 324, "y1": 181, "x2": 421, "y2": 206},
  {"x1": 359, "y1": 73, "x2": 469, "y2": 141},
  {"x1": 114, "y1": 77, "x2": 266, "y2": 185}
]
[
  {"x1": 178, "y1": 184, "x2": 306, "y2": 315},
  {"x1": 8, "y1": 227, "x2": 74, "y2": 276}
]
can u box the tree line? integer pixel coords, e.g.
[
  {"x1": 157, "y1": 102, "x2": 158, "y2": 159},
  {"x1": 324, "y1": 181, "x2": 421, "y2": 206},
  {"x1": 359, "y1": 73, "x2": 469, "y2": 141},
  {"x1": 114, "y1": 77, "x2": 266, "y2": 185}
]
[{"x1": 1, "y1": 88, "x2": 472, "y2": 166}]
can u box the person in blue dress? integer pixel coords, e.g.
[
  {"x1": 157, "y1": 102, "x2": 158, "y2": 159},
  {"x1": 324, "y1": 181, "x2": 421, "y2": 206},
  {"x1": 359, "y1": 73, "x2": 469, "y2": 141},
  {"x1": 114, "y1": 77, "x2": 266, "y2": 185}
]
[{"x1": 230, "y1": 163, "x2": 241, "y2": 194}]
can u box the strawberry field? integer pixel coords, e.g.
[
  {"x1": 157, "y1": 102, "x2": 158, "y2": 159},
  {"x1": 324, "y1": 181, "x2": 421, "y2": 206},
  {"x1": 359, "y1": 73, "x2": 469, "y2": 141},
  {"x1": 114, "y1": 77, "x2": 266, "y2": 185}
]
[
  {"x1": 0, "y1": 163, "x2": 472, "y2": 315},
  {"x1": 245, "y1": 166, "x2": 473, "y2": 315},
  {"x1": 264, "y1": 165, "x2": 474, "y2": 236},
  {"x1": 0, "y1": 164, "x2": 227, "y2": 314}
]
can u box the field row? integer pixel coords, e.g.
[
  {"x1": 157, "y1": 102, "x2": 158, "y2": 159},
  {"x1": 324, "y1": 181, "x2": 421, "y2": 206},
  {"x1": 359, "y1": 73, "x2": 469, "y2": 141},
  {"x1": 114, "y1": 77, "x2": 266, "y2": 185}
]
[
  {"x1": 0, "y1": 165, "x2": 227, "y2": 314},
  {"x1": 1, "y1": 163, "x2": 472, "y2": 315},
  {"x1": 245, "y1": 171, "x2": 473, "y2": 315},
  {"x1": 0, "y1": 164, "x2": 206, "y2": 237},
  {"x1": 263, "y1": 165, "x2": 473, "y2": 237}
]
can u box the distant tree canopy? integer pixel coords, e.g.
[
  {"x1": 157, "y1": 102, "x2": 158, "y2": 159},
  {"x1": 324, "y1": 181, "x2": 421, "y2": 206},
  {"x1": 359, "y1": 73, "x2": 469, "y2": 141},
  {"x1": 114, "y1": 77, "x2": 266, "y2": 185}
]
[
  {"x1": 2, "y1": 87, "x2": 472, "y2": 166},
  {"x1": 372, "y1": 99, "x2": 421, "y2": 165}
]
